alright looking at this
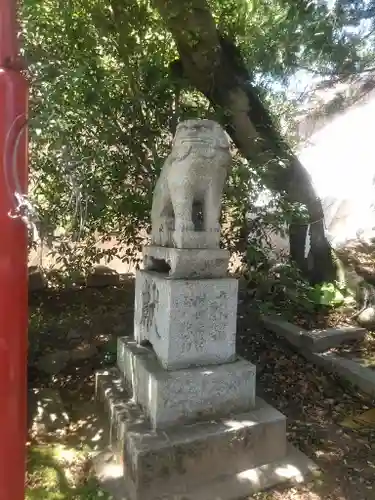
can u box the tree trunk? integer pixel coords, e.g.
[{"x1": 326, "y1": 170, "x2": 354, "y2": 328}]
[{"x1": 153, "y1": 0, "x2": 337, "y2": 283}]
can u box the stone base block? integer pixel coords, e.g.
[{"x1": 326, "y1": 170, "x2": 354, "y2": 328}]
[
  {"x1": 117, "y1": 337, "x2": 256, "y2": 429},
  {"x1": 134, "y1": 270, "x2": 238, "y2": 370},
  {"x1": 94, "y1": 444, "x2": 318, "y2": 500},
  {"x1": 142, "y1": 245, "x2": 230, "y2": 279},
  {"x1": 95, "y1": 368, "x2": 313, "y2": 500}
]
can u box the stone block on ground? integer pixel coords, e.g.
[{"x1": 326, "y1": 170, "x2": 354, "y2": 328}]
[
  {"x1": 356, "y1": 307, "x2": 375, "y2": 329},
  {"x1": 261, "y1": 315, "x2": 306, "y2": 349},
  {"x1": 134, "y1": 270, "x2": 238, "y2": 370},
  {"x1": 262, "y1": 316, "x2": 367, "y2": 353},
  {"x1": 142, "y1": 245, "x2": 230, "y2": 279},
  {"x1": 117, "y1": 337, "x2": 256, "y2": 429},
  {"x1": 94, "y1": 444, "x2": 318, "y2": 500},
  {"x1": 95, "y1": 368, "x2": 316, "y2": 500},
  {"x1": 302, "y1": 326, "x2": 366, "y2": 352},
  {"x1": 263, "y1": 316, "x2": 375, "y2": 397},
  {"x1": 309, "y1": 351, "x2": 375, "y2": 397},
  {"x1": 28, "y1": 266, "x2": 46, "y2": 292},
  {"x1": 86, "y1": 265, "x2": 120, "y2": 288}
]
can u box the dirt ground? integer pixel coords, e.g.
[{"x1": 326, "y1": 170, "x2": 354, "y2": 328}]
[{"x1": 28, "y1": 282, "x2": 375, "y2": 500}]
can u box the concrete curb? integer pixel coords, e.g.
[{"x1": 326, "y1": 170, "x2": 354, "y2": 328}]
[
  {"x1": 261, "y1": 316, "x2": 365, "y2": 352},
  {"x1": 261, "y1": 315, "x2": 375, "y2": 398},
  {"x1": 305, "y1": 351, "x2": 375, "y2": 398}
]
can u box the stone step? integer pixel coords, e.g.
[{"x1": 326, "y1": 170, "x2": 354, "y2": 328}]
[
  {"x1": 94, "y1": 443, "x2": 318, "y2": 500},
  {"x1": 117, "y1": 337, "x2": 256, "y2": 429},
  {"x1": 96, "y1": 368, "x2": 289, "y2": 500}
]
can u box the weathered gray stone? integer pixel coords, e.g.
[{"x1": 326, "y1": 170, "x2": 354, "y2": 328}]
[
  {"x1": 262, "y1": 316, "x2": 366, "y2": 353},
  {"x1": 261, "y1": 316, "x2": 306, "y2": 349},
  {"x1": 357, "y1": 307, "x2": 375, "y2": 329},
  {"x1": 262, "y1": 316, "x2": 375, "y2": 397},
  {"x1": 308, "y1": 351, "x2": 375, "y2": 397},
  {"x1": 142, "y1": 245, "x2": 230, "y2": 279},
  {"x1": 94, "y1": 444, "x2": 318, "y2": 500},
  {"x1": 30, "y1": 388, "x2": 69, "y2": 436},
  {"x1": 134, "y1": 270, "x2": 238, "y2": 370},
  {"x1": 96, "y1": 368, "x2": 297, "y2": 500},
  {"x1": 150, "y1": 119, "x2": 231, "y2": 249},
  {"x1": 28, "y1": 266, "x2": 45, "y2": 292},
  {"x1": 86, "y1": 265, "x2": 120, "y2": 288},
  {"x1": 302, "y1": 326, "x2": 366, "y2": 352},
  {"x1": 36, "y1": 350, "x2": 70, "y2": 374},
  {"x1": 117, "y1": 337, "x2": 256, "y2": 429}
]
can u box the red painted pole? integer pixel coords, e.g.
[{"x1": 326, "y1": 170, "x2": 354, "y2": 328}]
[{"x1": 0, "y1": 0, "x2": 29, "y2": 498}]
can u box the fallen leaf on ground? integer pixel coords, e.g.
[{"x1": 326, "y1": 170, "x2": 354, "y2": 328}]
[{"x1": 340, "y1": 408, "x2": 375, "y2": 429}]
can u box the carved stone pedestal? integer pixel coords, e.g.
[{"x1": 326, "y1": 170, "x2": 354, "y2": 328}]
[
  {"x1": 94, "y1": 120, "x2": 316, "y2": 500},
  {"x1": 95, "y1": 252, "x2": 317, "y2": 499},
  {"x1": 116, "y1": 337, "x2": 256, "y2": 429},
  {"x1": 95, "y1": 361, "x2": 316, "y2": 500},
  {"x1": 134, "y1": 270, "x2": 237, "y2": 369}
]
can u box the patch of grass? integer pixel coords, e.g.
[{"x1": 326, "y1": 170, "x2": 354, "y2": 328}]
[{"x1": 26, "y1": 445, "x2": 111, "y2": 500}]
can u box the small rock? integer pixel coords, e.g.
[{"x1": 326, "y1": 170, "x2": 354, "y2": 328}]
[
  {"x1": 70, "y1": 343, "x2": 98, "y2": 362},
  {"x1": 357, "y1": 307, "x2": 375, "y2": 329},
  {"x1": 86, "y1": 266, "x2": 120, "y2": 288},
  {"x1": 67, "y1": 329, "x2": 82, "y2": 342},
  {"x1": 36, "y1": 350, "x2": 70, "y2": 374},
  {"x1": 28, "y1": 266, "x2": 45, "y2": 292},
  {"x1": 30, "y1": 388, "x2": 69, "y2": 436}
]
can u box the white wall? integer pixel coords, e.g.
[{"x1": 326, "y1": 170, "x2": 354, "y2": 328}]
[
  {"x1": 300, "y1": 90, "x2": 375, "y2": 248},
  {"x1": 267, "y1": 88, "x2": 375, "y2": 257}
]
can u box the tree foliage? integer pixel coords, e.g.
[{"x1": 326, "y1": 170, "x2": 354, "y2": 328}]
[{"x1": 21, "y1": 0, "x2": 375, "y2": 277}]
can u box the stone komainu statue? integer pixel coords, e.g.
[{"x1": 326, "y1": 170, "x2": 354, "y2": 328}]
[{"x1": 151, "y1": 119, "x2": 232, "y2": 249}]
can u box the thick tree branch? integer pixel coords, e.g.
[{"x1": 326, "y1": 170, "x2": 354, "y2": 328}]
[
  {"x1": 152, "y1": 0, "x2": 336, "y2": 282},
  {"x1": 153, "y1": 1, "x2": 313, "y2": 198}
]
